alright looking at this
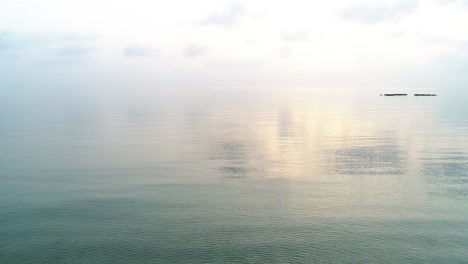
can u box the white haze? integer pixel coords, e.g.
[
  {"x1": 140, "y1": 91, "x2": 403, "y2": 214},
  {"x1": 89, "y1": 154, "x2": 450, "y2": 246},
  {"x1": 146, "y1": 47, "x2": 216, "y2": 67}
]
[{"x1": 1, "y1": 0, "x2": 468, "y2": 89}]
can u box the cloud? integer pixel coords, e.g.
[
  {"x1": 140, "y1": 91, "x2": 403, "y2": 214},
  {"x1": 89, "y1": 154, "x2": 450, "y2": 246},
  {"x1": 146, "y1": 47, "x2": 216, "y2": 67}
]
[
  {"x1": 0, "y1": 31, "x2": 35, "y2": 51},
  {"x1": 206, "y1": 59, "x2": 261, "y2": 70},
  {"x1": 436, "y1": 47, "x2": 468, "y2": 72},
  {"x1": 0, "y1": 31, "x2": 103, "y2": 87},
  {"x1": 342, "y1": 0, "x2": 419, "y2": 24},
  {"x1": 0, "y1": 32, "x2": 18, "y2": 51},
  {"x1": 433, "y1": 0, "x2": 457, "y2": 5},
  {"x1": 274, "y1": 46, "x2": 294, "y2": 58},
  {"x1": 431, "y1": 0, "x2": 468, "y2": 6},
  {"x1": 280, "y1": 30, "x2": 309, "y2": 42},
  {"x1": 183, "y1": 44, "x2": 208, "y2": 58},
  {"x1": 53, "y1": 45, "x2": 98, "y2": 56},
  {"x1": 0, "y1": 31, "x2": 98, "y2": 54},
  {"x1": 123, "y1": 45, "x2": 153, "y2": 57},
  {"x1": 200, "y1": 3, "x2": 249, "y2": 28},
  {"x1": 0, "y1": 31, "x2": 100, "y2": 67}
]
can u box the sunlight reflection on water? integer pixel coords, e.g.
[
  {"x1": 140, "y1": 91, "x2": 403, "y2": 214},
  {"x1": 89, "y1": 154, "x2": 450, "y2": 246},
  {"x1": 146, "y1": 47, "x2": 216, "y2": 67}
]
[{"x1": 1, "y1": 87, "x2": 468, "y2": 263}]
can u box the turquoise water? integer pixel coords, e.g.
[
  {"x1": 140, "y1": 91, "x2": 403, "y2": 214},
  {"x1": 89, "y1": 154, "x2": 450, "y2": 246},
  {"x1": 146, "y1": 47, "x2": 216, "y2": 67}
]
[{"x1": 1, "y1": 87, "x2": 468, "y2": 263}]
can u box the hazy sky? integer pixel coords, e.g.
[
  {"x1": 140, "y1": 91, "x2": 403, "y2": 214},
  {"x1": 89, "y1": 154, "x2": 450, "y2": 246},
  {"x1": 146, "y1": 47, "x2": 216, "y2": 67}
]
[{"x1": 1, "y1": 0, "x2": 468, "y2": 88}]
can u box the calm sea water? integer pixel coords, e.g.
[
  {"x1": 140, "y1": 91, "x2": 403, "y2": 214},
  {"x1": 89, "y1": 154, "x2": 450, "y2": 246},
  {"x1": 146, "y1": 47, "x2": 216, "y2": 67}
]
[{"x1": 1, "y1": 87, "x2": 468, "y2": 263}]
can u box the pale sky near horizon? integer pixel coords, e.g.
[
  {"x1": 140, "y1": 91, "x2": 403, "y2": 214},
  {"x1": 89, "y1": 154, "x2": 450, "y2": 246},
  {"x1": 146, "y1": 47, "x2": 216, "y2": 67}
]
[{"x1": 1, "y1": 0, "x2": 468, "y2": 89}]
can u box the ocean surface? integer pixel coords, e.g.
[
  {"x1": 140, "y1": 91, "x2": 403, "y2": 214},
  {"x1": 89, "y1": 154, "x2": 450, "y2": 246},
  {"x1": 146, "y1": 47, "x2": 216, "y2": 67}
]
[{"x1": 1, "y1": 87, "x2": 468, "y2": 263}]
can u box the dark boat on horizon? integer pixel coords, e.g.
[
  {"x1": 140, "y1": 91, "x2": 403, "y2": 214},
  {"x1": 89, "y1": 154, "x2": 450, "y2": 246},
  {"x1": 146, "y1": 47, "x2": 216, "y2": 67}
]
[{"x1": 382, "y1": 94, "x2": 407, "y2": 96}]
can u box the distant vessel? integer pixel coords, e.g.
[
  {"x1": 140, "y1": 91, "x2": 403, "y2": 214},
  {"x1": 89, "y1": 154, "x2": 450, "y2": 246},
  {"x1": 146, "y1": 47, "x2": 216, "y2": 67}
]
[{"x1": 380, "y1": 93, "x2": 437, "y2": 96}]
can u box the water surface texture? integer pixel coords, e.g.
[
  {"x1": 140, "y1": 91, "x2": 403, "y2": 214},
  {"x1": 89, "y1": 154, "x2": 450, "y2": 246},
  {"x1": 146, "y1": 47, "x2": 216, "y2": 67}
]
[{"x1": 1, "y1": 87, "x2": 468, "y2": 263}]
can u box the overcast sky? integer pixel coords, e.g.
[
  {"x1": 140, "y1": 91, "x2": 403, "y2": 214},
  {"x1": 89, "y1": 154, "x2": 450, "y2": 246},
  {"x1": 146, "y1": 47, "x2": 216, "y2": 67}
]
[{"x1": 1, "y1": 0, "x2": 468, "y2": 88}]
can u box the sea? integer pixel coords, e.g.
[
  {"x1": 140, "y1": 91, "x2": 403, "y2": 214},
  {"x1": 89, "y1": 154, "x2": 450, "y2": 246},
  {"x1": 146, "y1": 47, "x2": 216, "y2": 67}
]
[{"x1": 1, "y1": 87, "x2": 468, "y2": 263}]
